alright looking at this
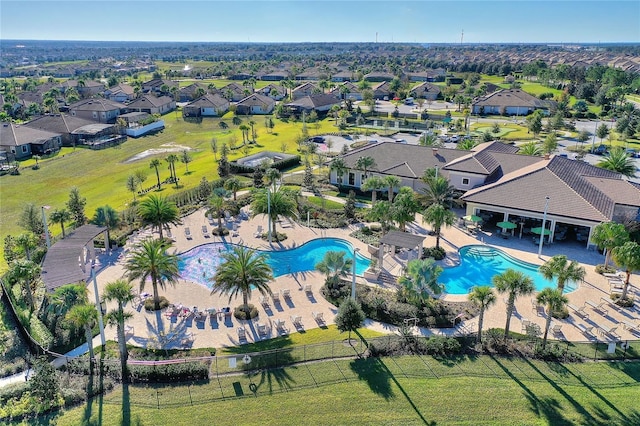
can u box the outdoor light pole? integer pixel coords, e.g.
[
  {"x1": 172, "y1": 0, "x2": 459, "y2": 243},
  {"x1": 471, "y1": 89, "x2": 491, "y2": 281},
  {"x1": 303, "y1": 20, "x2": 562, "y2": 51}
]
[
  {"x1": 91, "y1": 266, "x2": 106, "y2": 347},
  {"x1": 538, "y1": 196, "x2": 550, "y2": 258},
  {"x1": 41, "y1": 205, "x2": 51, "y2": 248},
  {"x1": 351, "y1": 247, "x2": 360, "y2": 300},
  {"x1": 267, "y1": 188, "x2": 272, "y2": 244}
]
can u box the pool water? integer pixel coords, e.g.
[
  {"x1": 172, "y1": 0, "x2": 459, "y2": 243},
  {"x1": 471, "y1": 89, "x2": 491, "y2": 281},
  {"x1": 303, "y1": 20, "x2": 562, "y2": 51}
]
[
  {"x1": 438, "y1": 245, "x2": 576, "y2": 295},
  {"x1": 179, "y1": 238, "x2": 370, "y2": 288}
]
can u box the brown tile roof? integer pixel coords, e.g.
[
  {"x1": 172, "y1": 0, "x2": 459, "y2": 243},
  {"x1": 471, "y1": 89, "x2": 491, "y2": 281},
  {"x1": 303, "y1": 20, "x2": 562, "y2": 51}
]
[
  {"x1": 236, "y1": 93, "x2": 274, "y2": 108},
  {"x1": 24, "y1": 114, "x2": 99, "y2": 134},
  {"x1": 69, "y1": 98, "x2": 125, "y2": 112},
  {"x1": 473, "y1": 88, "x2": 548, "y2": 109}
]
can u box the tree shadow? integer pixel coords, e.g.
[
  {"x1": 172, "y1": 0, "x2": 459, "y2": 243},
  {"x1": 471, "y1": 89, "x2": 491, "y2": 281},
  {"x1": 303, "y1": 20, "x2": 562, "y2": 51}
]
[{"x1": 349, "y1": 357, "x2": 394, "y2": 400}]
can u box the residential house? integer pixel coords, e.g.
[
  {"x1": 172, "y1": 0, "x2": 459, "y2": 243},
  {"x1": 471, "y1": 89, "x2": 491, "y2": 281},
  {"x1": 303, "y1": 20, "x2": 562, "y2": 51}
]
[
  {"x1": 256, "y1": 84, "x2": 287, "y2": 101},
  {"x1": 141, "y1": 78, "x2": 178, "y2": 96},
  {"x1": 331, "y1": 71, "x2": 354, "y2": 82},
  {"x1": 0, "y1": 122, "x2": 62, "y2": 161},
  {"x1": 235, "y1": 94, "x2": 275, "y2": 115},
  {"x1": 219, "y1": 83, "x2": 247, "y2": 102},
  {"x1": 59, "y1": 79, "x2": 105, "y2": 98},
  {"x1": 24, "y1": 113, "x2": 114, "y2": 146},
  {"x1": 295, "y1": 69, "x2": 322, "y2": 81},
  {"x1": 104, "y1": 83, "x2": 135, "y2": 103},
  {"x1": 260, "y1": 71, "x2": 289, "y2": 81},
  {"x1": 406, "y1": 69, "x2": 446, "y2": 82},
  {"x1": 410, "y1": 82, "x2": 441, "y2": 101},
  {"x1": 330, "y1": 82, "x2": 363, "y2": 101},
  {"x1": 182, "y1": 94, "x2": 230, "y2": 117},
  {"x1": 364, "y1": 72, "x2": 396, "y2": 82},
  {"x1": 472, "y1": 89, "x2": 552, "y2": 116},
  {"x1": 285, "y1": 93, "x2": 341, "y2": 114},
  {"x1": 372, "y1": 81, "x2": 392, "y2": 100},
  {"x1": 178, "y1": 83, "x2": 213, "y2": 102},
  {"x1": 126, "y1": 95, "x2": 175, "y2": 115},
  {"x1": 291, "y1": 82, "x2": 319, "y2": 100},
  {"x1": 68, "y1": 98, "x2": 125, "y2": 123}
]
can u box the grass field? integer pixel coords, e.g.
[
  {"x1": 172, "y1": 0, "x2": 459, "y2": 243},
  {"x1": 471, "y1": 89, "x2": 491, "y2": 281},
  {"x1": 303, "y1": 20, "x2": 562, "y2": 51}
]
[
  {"x1": 41, "y1": 355, "x2": 640, "y2": 426},
  {"x1": 0, "y1": 113, "x2": 336, "y2": 272}
]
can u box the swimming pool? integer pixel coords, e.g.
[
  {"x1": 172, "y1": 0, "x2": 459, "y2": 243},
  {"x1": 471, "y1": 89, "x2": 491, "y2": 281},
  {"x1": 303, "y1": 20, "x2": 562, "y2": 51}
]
[
  {"x1": 178, "y1": 238, "x2": 370, "y2": 288},
  {"x1": 438, "y1": 245, "x2": 576, "y2": 295}
]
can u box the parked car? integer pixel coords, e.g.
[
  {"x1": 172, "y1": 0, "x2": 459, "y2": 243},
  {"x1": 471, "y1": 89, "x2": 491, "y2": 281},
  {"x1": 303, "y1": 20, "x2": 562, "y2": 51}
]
[
  {"x1": 449, "y1": 135, "x2": 460, "y2": 143},
  {"x1": 625, "y1": 148, "x2": 638, "y2": 158},
  {"x1": 590, "y1": 144, "x2": 608, "y2": 155},
  {"x1": 310, "y1": 136, "x2": 325, "y2": 143}
]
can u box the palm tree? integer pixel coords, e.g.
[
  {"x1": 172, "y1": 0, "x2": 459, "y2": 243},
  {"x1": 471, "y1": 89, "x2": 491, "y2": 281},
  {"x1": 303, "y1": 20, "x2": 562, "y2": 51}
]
[
  {"x1": 137, "y1": 194, "x2": 181, "y2": 240},
  {"x1": 391, "y1": 187, "x2": 419, "y2": 231},
  {"x1": 238, "y1": 124, "x2": 249, "y2": 144},
  {"x1": 264, "y1": 168, "x2": 281, "y2": 190},
  {"x1": 251, "y1": 188, "x2": 297, "y2": 237},
  {"x1": 361, "y1": 176, "x2": 385, "y2": 204},
  {"x1": 591, "y1": 222, "x2": 630, "y2": 267},
  {"x1": 103, "y1": 279, "x2": 135, "y2": 381},
  {"x1": 180, "y1": 150, "x2": 192, "y2": 174},
  {"x1": 421, "y1": 174, "x2": 457, "y2": 207},
  {"x1": 539, "y1": 255, "x2": 586, "y2": 292},
  {"x1": 315, "y1": 250, "x2": 353, "y2": 286},
  {"x1": 210, "y1": 246, "x2": 273, "y2": 313},
  {"x1": 224, "y1": 177, "x2": 242, "y2": 201},
  {"x1": 49, "y1": 209, "x2": 71, "y2": 239},
  {"x1": 124, "y1": 238, "x2": 180, "y2": 311},
  {"x1": 468, "y1": 286, "x2": 497, "y2": 344},
  {"x1": 330, "y1": 157, "x2": 349, "y2": 187},
  {"x1": 422, "y1": 203, "x2": 456, "y2": 249},
  {"x1": 355, "y1": 156, "x2": 376, "y2": 180},
  {"x1": 493, "y1": 269, "x2": 535, "y2": 339},
  {"x1": 518, "y1": 141, "x2": 542, "y2": 157},
  {"x1": 165, "y1": 154, "x2": 178, "y2": 186},
  {"x1": 398, "y1": 258, "x2": 444, "y2": 305},
  {"x1": 209, "y1": 192, "x2": 227, "y2": 233},
  {"x1": 15, "y1": 233, "x2": 37, "y2": 261},
  {"x1": 611, "y1": 241, "x2": 640, "y2": 300},
  {"x1": 383, "y1": 175, "x2": 401, "y2": 202},
  {"x1": 367, "y1": 200, "x2": 393, "y2": 234},
  {"x1": 48, "y1": 283, "x2": 88, "y2": 330},
  {"x1": 9, "y1": 259, "x2": 40, "y2": 311},
  {"x1": 66, "y1": 304, "x2": 98, "y2": 370},
  {"x1": 597, "y1": 147, "x2": 636, "y2": 177},
  {"x1": 149, "y1": 159, "x2": 162, "y2": 190},
  {"x1": 536, "y1": 288, "x2": 568, "y2": 349}
]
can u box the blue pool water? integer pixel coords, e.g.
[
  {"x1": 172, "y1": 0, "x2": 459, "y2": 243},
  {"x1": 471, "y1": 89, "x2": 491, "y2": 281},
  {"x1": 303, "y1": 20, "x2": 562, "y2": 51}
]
[
  {"x1": 439, "y1": 245, "x2": 576, "y2": 295},
  {"x1": 178, "y1": 238, "x2": 370, "y2": 288}
]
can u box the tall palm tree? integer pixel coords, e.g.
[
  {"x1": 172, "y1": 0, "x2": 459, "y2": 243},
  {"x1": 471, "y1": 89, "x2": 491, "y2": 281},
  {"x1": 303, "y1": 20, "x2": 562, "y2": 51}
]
[
  {"x1": 468, "y1": 286, "x2": 497, "y2": 344},
  {"x1": 422, "y1": 203, "x2": 456, "y2": 249},
  {"x1": 421, "y1": 174, "x2": 457, "y2": 207},
  {"x1": 9, "y1": 259, "x2": 40, "y2": 311},
  {"x1": 165, "y1": 154, "x2": 179, "y2": 186},
  {"x1": 391, "y1": 187, "x2": 419, "y2": 231},
  {"x1": 383, "y1": 175, "x2": 401, "y2": 202},
  {"x1": 14, "y1": 233, "x2": 37, "y2": 261},
  {"x1": 124, "y1": 238, "x2": 180, "y2": 310},
  {"x1": 597, "y1": 147, "x2": 636, "y2": 177},
  {"x1": 493, "y1": 269, "x2": 535, "y2": 340},
  {"x1": 330, "y1": 157, "x2": 348, "y2": 187},
  {"x1": 49, "y1": 208, "x2": 72, "y2": 239},
  {"x1": 66, "y1": 304, "x2": 98, "y2": 370},
  {"x1": 251, "y1": 188, "x2": 297, "y2": 237},
  {"x1": 264, "y1": 168, "x2": 281, "y2": 190},
  {"x1": 367, "y1": 200, "x2": 392, "y2": 234},
  {"x1": 49, "y1": 283, "x2": 88, "y2": 316},
  {"x1": 536, "y1": 288, "x2": 568, "y2": 349},
  {"x1": 539, "y1": 255, "x2": 586, "y2": 292},
  {"x1": 591, "y1": 222, "x2": 629, "y2": 267},
  {"x1": 315, "y1": 250, "x2": 353, "y2": 286},
  {"x1": 137, "y1": 194, "x2": 181, "y2": 240},
  {"x1": 224, "y1": 177, "x2": 242, "y2": 201},
  {"x1": 149, "y1": 159, "x2": 162, "y2": 190},
  {"x1": 361, "y1": 176, "x2": 385, "y2": 204},
  {"x1": 238, "y1": 124, "x2": 249, "y2": 144},
  {"x1": 611, "y1": 241, "x2": 640, "y2": 300},
  {"x1": 103, "y1": 279, "x2": 135, "y2": 381},
  {"x1": 209, "y1": 191, "x2": 227, "y2": 233},
  {"x1": 355, "y1": 156, "x2": 376, "y2": 180},
  {"x1": 398, "y1": 258, "x2": 444, "y2": 305},
  {"x1": 210, "y1": 246, "x2": 273, "y2": 312}
]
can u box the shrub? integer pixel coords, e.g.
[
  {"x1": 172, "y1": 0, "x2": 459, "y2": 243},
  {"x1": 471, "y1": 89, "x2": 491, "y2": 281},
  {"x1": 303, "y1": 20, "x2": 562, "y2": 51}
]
[
  {"x1": 128, "y1": 362, "x2": 209, "y2": 383},
  {"x1": 611, "y1": 293, "x2": 635, "y2": 307},
  {"x1": 424, "y1": 336, "x2": 462, "y2": 357},
  {"x1": 234, "y1": 304, "x2": 259, "y2": 320},
  {"x1": 595, "y1": 264, "x2": 617, "y2": 275},
  {"x1": 144, "y1": 296, "x2": 170, "y2": 311},
  {"x1": 422, "y1": 246, "x2": 446, "y2": 260},
  {"x1": 28, "y1": 317, "x2": 54, "y2": 350}
]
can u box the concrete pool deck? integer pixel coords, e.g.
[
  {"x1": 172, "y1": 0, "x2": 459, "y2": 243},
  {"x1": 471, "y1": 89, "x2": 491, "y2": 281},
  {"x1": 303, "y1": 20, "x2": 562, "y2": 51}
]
[{"x1": 88, "y1": 206, "x2": 640, "y2": 352}]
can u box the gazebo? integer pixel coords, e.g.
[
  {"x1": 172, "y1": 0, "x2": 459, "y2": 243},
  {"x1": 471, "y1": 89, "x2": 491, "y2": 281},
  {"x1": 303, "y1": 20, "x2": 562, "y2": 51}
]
[
  {"x1": 41, "y1": 224, "x2": 108, "y2": 292},
  {"x1": 377, "y1": 231, "x2": 426, "y2": 265}
]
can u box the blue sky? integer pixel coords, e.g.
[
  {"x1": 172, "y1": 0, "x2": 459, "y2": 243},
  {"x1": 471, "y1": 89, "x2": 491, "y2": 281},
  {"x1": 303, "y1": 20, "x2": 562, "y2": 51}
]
[{"x1": 1, "y1": 1, "x2": 638, "y2": 43}]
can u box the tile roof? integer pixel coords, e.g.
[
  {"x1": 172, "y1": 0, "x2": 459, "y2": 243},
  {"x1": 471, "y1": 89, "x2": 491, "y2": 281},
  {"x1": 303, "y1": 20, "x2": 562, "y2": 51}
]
[
  {"x1": 68, "y1": 98, "x2": 125, "y2": 112},
  {"x1": 24, "y1": 114, "x2": 99, "y2": 134},
  {"x1": 185, "y1": 93, "x2": 229, "y2": 108},
  {"x1": 128, "y1": 95, "x2": 173, "y2": 108},
  {"x1": 473, "y1": 88, "x2": 548, "y2": 109},
  {"x1": 236, "y1": 93, "x2": 274, "y2": 108},
  {"x1": 0, "y1": 122, "x2": 61, "y2": 147},
  {"x1": 286, "y1": 93, "x2": 341, "y2": 109}
]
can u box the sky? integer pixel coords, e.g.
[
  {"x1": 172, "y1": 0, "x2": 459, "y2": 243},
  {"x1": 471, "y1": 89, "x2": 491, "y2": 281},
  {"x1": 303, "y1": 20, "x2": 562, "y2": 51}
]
[{"x1": 1, "y1": 0, "x2": 639, "y2": 44}]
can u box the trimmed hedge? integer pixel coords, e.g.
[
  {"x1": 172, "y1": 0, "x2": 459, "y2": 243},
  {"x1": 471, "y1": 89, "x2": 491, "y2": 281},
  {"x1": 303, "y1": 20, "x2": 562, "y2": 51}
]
[{"x1": 128, "y1": 361, "x2": 209, "y2": 383}]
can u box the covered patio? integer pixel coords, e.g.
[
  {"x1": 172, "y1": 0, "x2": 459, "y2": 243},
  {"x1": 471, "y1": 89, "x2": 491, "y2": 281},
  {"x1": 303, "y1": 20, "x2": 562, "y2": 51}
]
[{"x1": 377, "y1": 231, "x2": 426, "y2": 274}]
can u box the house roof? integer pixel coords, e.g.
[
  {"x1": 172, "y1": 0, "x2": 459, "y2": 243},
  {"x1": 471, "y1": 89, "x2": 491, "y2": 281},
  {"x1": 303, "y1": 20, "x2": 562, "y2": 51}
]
[
  {"x1": 105, "y1": 83, "x2": 134, "y2": 96},
  {"x1": 69, "y1": 98, "x2": 125, "y2": 112},
  {"x1": 461, "y1": 155, "x2": 640, "y2": 222},
  {"x1": 292, "y1": 82, "x2": 317, "y2": 92},
  {"x1": 128, "y1": 95, "x2": 173, "y2": 108},
  {"x1": 286, "y1": 93, "x2": 341, "y2": 109},
  {"x1": 329, "y1": 81, "x2": 360, "y2": 94},
  {"x1": 236, "y1": 93, "x2": 275, "y2": 108},
  {"x1": 0, "y1": 122, "x2": 61, "y2": 147},
  {"x1": 257, "y1": 84, "x2": 286, "y2": 95},
  {"x1": 380, "y1": 231, "x2": 426, "y2": 249},
  {"x1": 71, "y1": 123, "x2": 114, "y2": 136},
  {"x1": 220, "y1": 82, "x2": 245, "y2": 94},
  {"x1": 24, "y1": 114, "x2": 99, "y2": 134},
  {"x1": 472, "y1": 88, "x2": 548, "y2": 109},
  {"x1": 185, "y1": 93, "x2": 229, "y2": 108},
  {"x1": 410, "y1": 82, "x2": 441, "y2": 94}
]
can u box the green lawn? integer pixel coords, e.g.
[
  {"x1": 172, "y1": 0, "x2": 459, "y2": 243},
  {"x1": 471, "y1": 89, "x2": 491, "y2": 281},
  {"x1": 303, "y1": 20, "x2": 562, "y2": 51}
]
[
  {"x1": 0, "y1": 113, "x2": 335, "y2": 272},
  {"x1": 305, "y1": 196, "x2": 344, "y2": 210},
  {"x1": 43, "y1": 356, "x2": 640, "y2": 426}
]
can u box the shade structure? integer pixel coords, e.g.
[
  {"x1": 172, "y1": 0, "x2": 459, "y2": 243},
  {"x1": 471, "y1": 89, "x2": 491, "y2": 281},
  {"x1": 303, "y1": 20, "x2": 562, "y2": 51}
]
[
  {"x1": 496, "y1": 221, "x2": 518, "y2": 230},
  {"x1": 463, "y1": 215, "x2": 482, "y2": 223},
  {"x1": 531, "y1": 227, "x2": 551, "y2": 236}
]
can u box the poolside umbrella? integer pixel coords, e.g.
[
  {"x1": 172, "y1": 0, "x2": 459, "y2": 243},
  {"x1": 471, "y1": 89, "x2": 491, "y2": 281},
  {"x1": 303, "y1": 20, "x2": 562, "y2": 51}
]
[
  {"x1": 496, "y1": 221, "x2": 517, "y2": 230},
  {"x1": 463, "y1": 215, "x2": 482, "y2": 223},
  {"x1": 531, "y1": 227, "x2": 551, "y2": 236}
]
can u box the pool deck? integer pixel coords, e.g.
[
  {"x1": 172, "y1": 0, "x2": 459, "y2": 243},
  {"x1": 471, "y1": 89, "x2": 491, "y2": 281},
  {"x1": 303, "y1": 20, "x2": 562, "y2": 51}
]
[{"x1": 89, "y1": 206, "x2": 640, "y2": 352}]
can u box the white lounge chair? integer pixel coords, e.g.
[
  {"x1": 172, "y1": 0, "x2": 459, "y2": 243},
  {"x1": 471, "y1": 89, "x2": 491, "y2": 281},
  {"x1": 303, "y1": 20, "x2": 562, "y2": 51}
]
[
  {"x1": 184, "y1": 227, "x2": 192, "y2": 240},
  {"x1": 260, "y1": 296, "x2": 270, "y2": 309},
  {"x1": 304, "y1": 285, "x2": 312, "y2": 294},
  {"x1": 585, "y1": 300, "x2": 608, "y2": 315},
  {"x1": 257, "y1": 323, "x2": 268, "y2": 337},
  {"x1": 551, "y1": 323, "x2": 563, "y2": 334},
  {"x1": 621, "y1": 320, "x2": 640, "y2": 332},
  {"x1": 272, "y1": 292, "x2": 281, "y2": 304},
  {"x1": 290, "y1": 315, "x2": 302, "y2": 328},
  {"x1": 281, "y1": 289, "x2": 291, "y2": 299},
  {"x1": 275, "y1": 319, "x2": 289, "y2": 335},
  {"x1": 312, "y1": 312, "x2": 324, "y2": 324},
  {"x1": 521, "y1": 319, "x2": 531, "y2": 332},
  {"x1": 568, "y1": 304, "x2": 589, "y2": 319},
  {"x1": 237, "y1": 327, "x2": 246, "y2": 340},
  {"x1": 254, "y1": 225, "x2": 263, "y2": 238},
  {"x1": 599, "y1": 324, "x2": 619, "y2": 337},
  {"x1": 202, "y1": 225, "x2": 210, "y2": 238},
  {"x1": 577, "y1": 323, "x2": 594, "y2": 336}
]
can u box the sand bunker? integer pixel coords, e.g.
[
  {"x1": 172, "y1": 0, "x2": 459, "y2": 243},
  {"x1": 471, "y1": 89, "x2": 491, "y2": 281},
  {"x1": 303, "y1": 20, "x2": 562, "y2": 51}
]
[{"x1": 123, "y1": 143, "x2": 193, "y2": 164}]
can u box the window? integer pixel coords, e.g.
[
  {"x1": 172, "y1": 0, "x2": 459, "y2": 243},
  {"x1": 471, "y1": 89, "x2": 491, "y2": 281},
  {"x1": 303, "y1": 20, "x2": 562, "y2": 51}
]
[
  {"x1": 462, "y1": 178, "x2": 470, "y2": 185},
  {"x1": 92, "y1": 112, "x2": 98, "y2": 118},
  {"x1": 21, "y1": 145, "x2": 28, "y2": 153},
  {"x1": 348, "y1": 172, "x2": 355, "y2": 186}
]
